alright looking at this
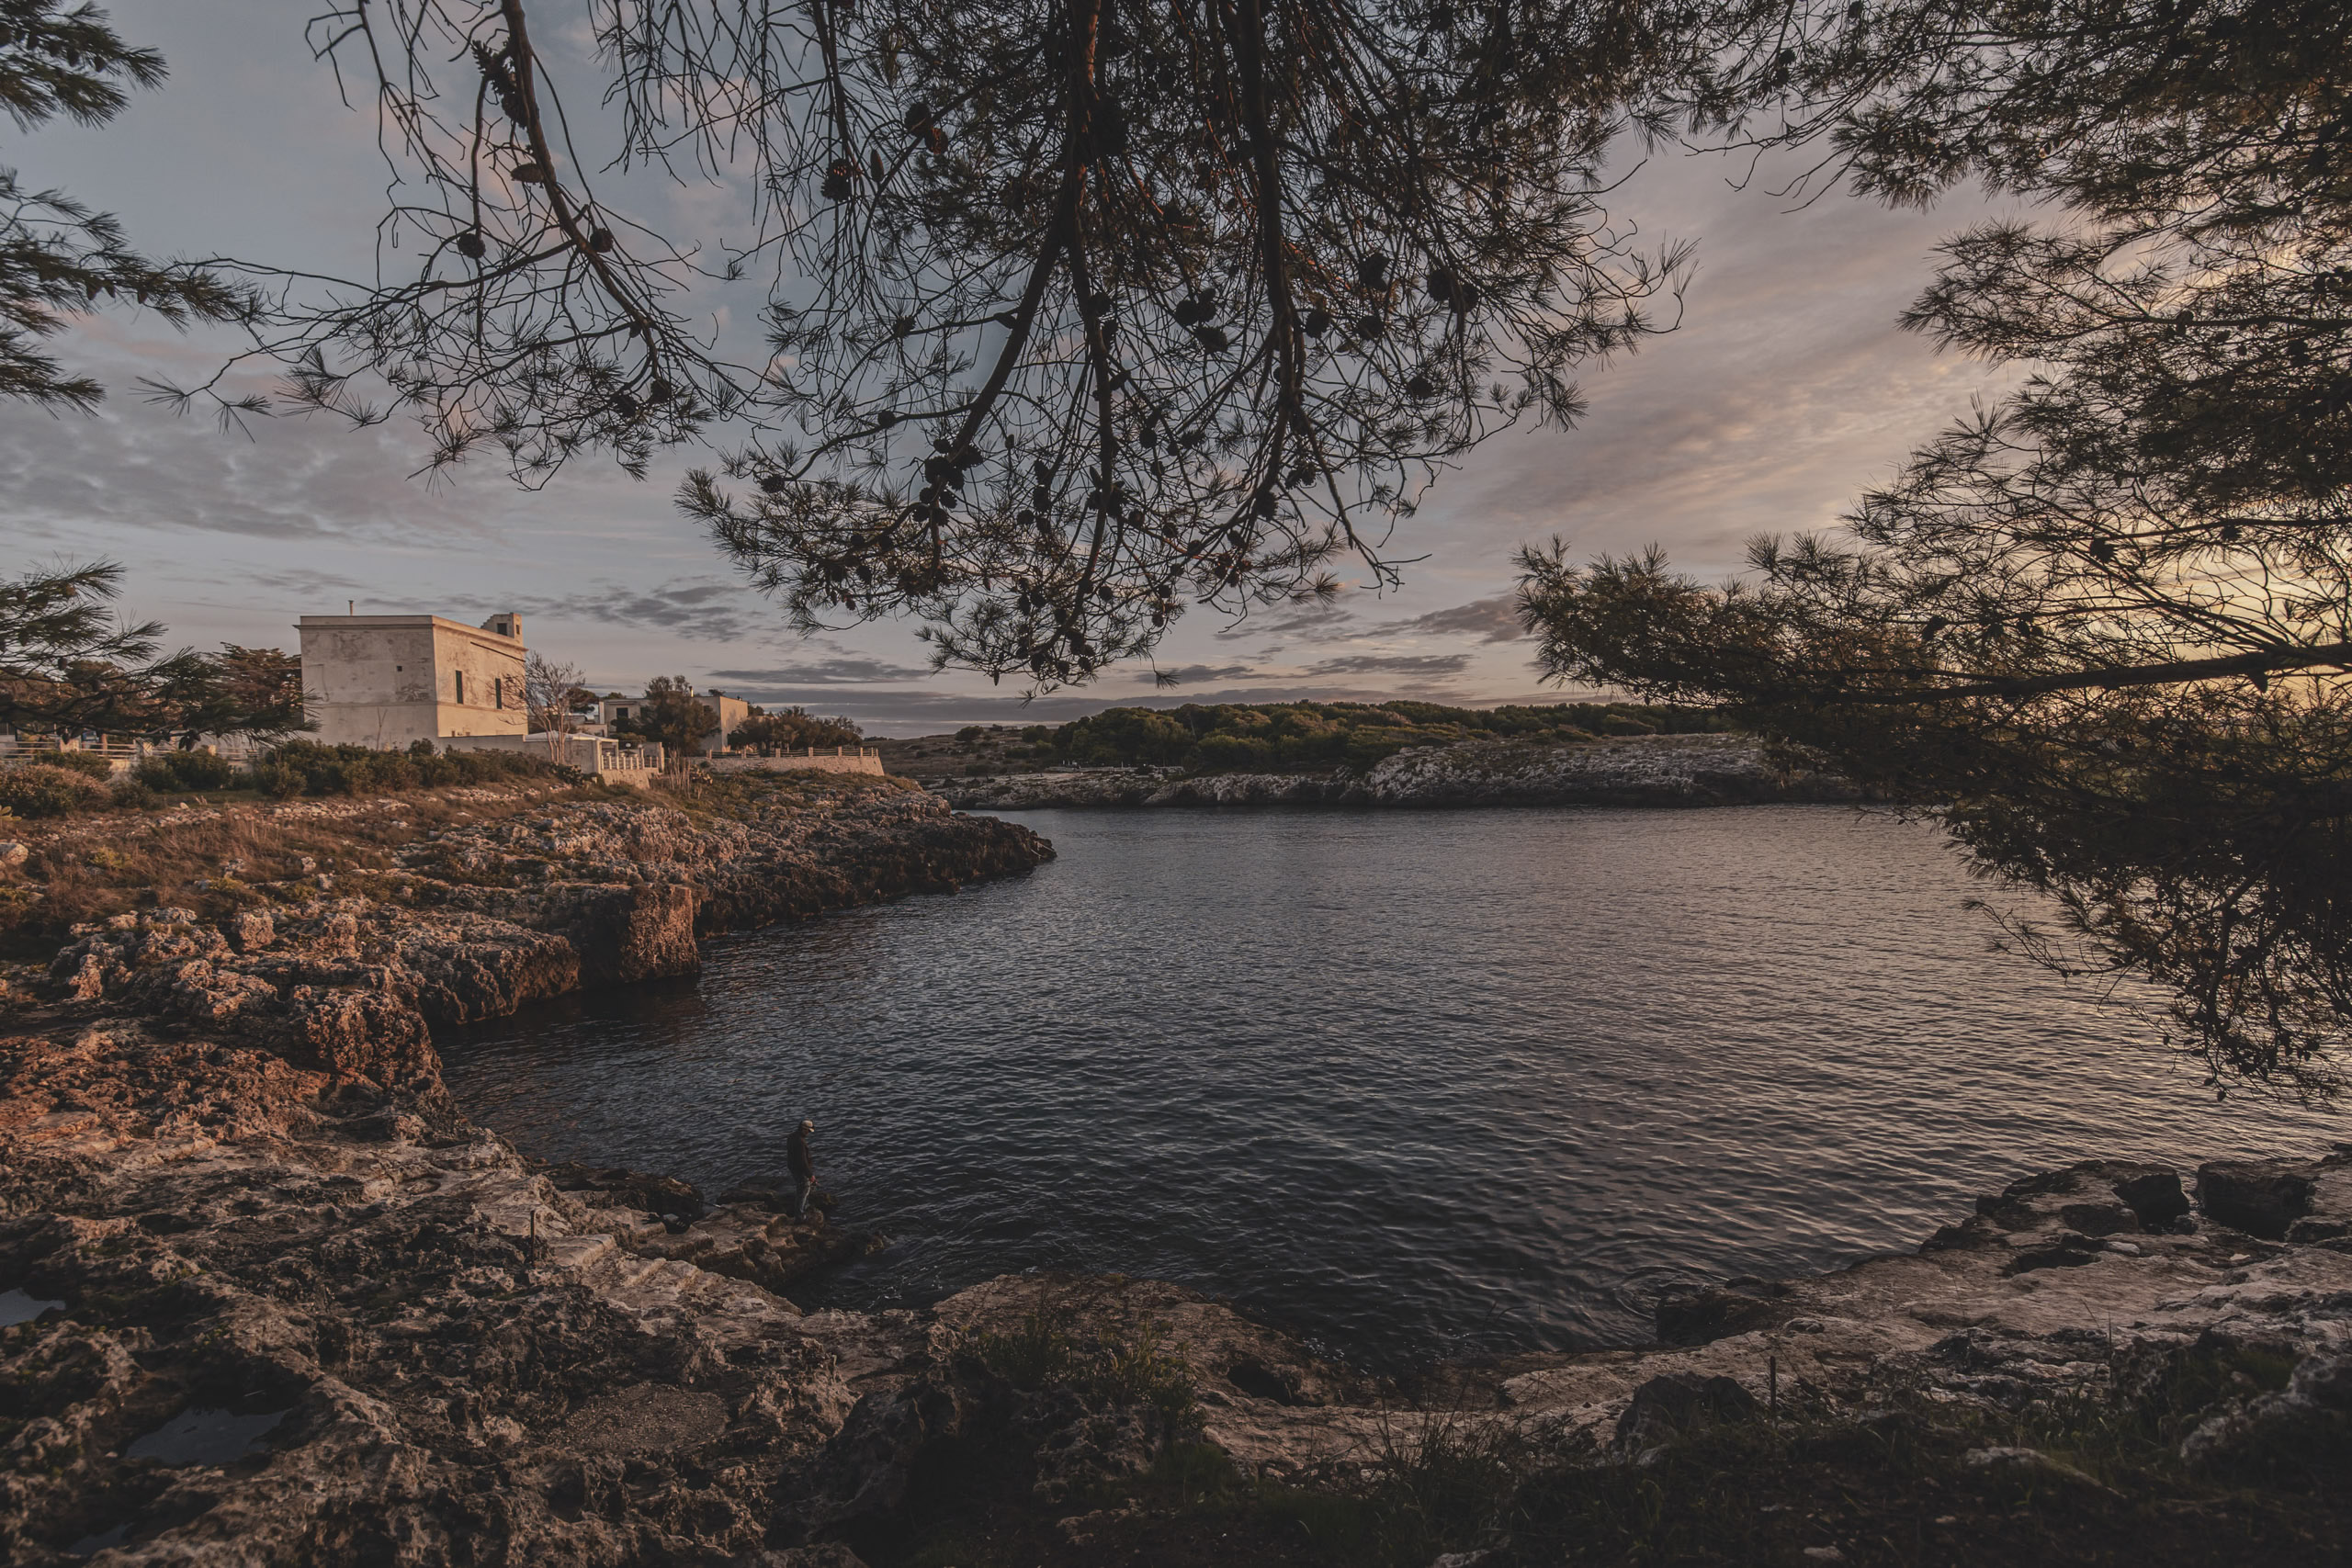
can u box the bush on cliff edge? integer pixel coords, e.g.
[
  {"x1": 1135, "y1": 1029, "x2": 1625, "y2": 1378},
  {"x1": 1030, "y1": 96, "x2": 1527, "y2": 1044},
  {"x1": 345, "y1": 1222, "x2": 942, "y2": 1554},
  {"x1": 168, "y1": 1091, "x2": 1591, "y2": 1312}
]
[
  {"x1": 0, "y1": 762, "x2": 111, "y2": 818},
  {"x1": 253, "y1": 740, "x2": 571, "y2": 797}
]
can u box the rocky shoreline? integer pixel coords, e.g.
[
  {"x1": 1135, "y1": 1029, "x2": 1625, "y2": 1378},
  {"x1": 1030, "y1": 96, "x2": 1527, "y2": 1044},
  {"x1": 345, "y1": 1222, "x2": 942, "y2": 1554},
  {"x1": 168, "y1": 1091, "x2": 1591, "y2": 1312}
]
[
  {"x1": 927, "y1": 732, "x2": 1861, "y2": 812},
  {"x1": 9, "y1": 773, "x2": 1050, "y2": 1087},
  {"x1": 5, "y1": 773, "x2": 2349, "y2": 1565}
]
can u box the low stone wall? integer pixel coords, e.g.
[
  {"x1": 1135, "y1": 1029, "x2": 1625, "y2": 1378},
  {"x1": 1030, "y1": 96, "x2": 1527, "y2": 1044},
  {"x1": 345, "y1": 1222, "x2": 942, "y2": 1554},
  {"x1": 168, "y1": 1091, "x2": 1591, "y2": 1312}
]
[
  {"x1": 707, "y1": 750, "x2": 886, "y2": 777},
  {"x1": 437, "y1": 731, "x2": 664, "y2": 781}
]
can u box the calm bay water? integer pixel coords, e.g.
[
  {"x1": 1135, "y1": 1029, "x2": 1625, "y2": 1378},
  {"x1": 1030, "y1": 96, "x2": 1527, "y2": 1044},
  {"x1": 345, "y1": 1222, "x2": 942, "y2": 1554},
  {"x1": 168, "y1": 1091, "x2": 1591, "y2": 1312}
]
[{"x1": 439, "y1": 806, "x2": 2343, "y2": 1369}]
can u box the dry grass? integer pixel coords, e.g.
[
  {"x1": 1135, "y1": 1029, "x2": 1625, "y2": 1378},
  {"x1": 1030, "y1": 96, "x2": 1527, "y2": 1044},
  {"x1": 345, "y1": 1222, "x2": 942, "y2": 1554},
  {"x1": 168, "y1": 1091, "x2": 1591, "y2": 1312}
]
[
  {"x1": 0, "y1": 784, "x2": 579, "y2": 956},
  {"x1": 0, "y1": 768, "x2": 926, "y2": 959}
]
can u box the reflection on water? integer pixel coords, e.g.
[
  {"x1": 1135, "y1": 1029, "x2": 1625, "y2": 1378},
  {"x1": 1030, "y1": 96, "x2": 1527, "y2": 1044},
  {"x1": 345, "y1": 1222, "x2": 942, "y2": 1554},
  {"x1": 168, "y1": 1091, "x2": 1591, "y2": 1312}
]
[{"x1": 440, "y1": 806, "x2": 2343, "y2": 1369}]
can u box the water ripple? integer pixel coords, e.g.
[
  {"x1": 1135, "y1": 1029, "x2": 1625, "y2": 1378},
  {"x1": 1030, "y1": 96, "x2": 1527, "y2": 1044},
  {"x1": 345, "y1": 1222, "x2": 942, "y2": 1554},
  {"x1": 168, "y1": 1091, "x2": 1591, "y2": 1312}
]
[{"x1": 440, "y1": 806, "x2": 2345, "y2": 1370}]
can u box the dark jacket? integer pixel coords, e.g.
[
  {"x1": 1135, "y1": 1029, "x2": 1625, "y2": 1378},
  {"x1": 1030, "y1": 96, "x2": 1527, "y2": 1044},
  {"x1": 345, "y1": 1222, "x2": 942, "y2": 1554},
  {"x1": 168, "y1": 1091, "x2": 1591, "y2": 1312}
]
[{"x1": 787, "y1": 1129, "x2": 815, "y2": 1181}]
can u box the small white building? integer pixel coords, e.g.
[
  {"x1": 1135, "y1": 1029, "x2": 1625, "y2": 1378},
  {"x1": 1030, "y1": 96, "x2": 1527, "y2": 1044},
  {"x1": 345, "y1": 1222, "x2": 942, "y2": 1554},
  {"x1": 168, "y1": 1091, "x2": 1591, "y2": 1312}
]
[
  {"x1": 297, "y1": 612, "x2": 528, "y2": 750},
  {"x1": 598, "y1": 686, "x2": 750, "y2": 756}
]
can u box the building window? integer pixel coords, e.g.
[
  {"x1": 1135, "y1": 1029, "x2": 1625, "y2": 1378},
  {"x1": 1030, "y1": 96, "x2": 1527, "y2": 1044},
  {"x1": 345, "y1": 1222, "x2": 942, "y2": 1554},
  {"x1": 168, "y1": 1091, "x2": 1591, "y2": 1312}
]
[
  {"x1": 494, "y1": 676, "x2": 504, "y2": 710},
  {"x1": 455, "y1": 670, "x2": 465, "y2": 705}
]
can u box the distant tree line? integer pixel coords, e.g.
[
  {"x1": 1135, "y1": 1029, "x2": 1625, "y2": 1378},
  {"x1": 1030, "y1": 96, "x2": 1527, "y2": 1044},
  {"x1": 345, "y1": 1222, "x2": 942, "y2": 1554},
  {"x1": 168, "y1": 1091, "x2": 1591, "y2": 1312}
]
[
  {"x1": 732, "y1": 706, "x2": 864, "y2": 754},
  {"x1": 0, "y1": 562, "x2": 308, "y2": 746},
  {"x1": 603, "y1": 676, "x2": 865, "y2": 762},
  {"x1": 1024, "y1": 698, "x2": 1725, "y2": 773}
]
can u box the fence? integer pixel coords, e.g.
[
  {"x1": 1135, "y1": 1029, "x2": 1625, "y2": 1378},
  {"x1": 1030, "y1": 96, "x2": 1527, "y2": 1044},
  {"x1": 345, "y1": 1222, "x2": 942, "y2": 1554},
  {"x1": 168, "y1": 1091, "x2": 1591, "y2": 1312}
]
[
  {"x1": 706, "y1": 746, "x2": 886, "y2": 777},
  {"x1": 0, "y1": 732, "x2": 275, "y2": 766},
  {"x1": 436, "y1": 731, "x2": 665, "y2": 779}
]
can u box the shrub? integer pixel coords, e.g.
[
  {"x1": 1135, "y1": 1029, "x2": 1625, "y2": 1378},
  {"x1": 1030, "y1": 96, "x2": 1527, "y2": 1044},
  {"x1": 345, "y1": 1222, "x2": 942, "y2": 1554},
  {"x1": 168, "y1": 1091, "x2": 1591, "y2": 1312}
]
[
  {"x1": 43, "y1": 750, "x2": 117, "y2": 779},
  {"x1": 960, "y1": 1308, "x2": 1197, "y2": 1427},
  {"x1": 250, "y1": 759, "x2": 304, "y2": 798},
  {"x1": 256, "y1": 739, "x2": 565, "y2": 797},
  {"x1": 110, "y1": 776, "x2": 161, "y2": 810},
  {"x1": 1193, "y1": 733, "x2": 1276, "y2": 771},
  {"x1": 0, "y1": 763, "x2": 111, "y2": 818},
  {"x1": 1038, "y1": 699, "x2": 1731, "y2": 773},
  {"x1": 133, "y1": 750, "x2": 238, "y2": 792}
]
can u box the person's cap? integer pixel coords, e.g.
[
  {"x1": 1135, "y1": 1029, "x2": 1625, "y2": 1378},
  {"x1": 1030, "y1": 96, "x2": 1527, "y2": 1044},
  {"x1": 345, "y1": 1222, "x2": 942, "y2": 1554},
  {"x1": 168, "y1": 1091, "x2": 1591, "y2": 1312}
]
[{"x1": 798, "y1": 1119, "x2": 815, "y2": 1132}]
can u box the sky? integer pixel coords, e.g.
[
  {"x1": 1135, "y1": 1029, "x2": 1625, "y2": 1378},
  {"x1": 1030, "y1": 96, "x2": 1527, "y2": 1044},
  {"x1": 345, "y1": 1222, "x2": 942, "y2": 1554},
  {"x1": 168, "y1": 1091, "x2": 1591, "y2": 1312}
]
[{"x1": 4, "y1": 3, "x2": 2025, "y2": 736}]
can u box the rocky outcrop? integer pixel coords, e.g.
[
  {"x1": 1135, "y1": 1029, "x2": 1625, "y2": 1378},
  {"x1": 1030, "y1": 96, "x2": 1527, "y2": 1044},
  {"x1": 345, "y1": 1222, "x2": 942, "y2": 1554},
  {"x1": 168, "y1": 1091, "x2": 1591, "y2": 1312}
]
[
  {"x1": 9, "y1": 1011, "x2": 2351, "y2": 1568},
  {"x1": 930, "y1": 732, "x2": 1860, "y2": 811},
  {"x1": 25, "y1": 782, "x2": 1052, "y2": 1096},
  {"x1": 6, "y1": 775, "x2": 2348, "y2": 1563},
  {"x1": 6, "y1": 989, "x2": 2350, "y2": 1563}
]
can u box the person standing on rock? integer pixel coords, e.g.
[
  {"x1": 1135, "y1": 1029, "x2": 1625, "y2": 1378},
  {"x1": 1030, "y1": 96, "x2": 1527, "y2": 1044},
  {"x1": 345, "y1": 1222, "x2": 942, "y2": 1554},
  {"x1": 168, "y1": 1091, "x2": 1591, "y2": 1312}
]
[{"x1": 787, "y1": 1119, "x2": 817, "y2": 1217}]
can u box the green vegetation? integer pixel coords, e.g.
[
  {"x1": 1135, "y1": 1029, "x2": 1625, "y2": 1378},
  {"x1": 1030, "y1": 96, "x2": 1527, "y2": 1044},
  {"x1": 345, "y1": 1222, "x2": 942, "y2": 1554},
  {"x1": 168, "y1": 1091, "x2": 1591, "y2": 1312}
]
[
  {"x1": 40, "y1": 751, "x2": 116, "y2": 781},
  {"x1": 0, "y1": 763, "x2": 110, "y2": 819},
  {"x1": 251, "y1": 740, "x2": 567, "y2": 798},
  {"x1": 131, "y1": 750, "x2": 237, "y2": 793},
  {"x1": 956, "y1": 1308, "x2": 1199, "y2": 1427},
  {"x1": 1038, "y1": 700, "x2": 1727, "y2": 774},
  {"x1": 731, "y1": 705, "x2": 863, "y2": 754}
]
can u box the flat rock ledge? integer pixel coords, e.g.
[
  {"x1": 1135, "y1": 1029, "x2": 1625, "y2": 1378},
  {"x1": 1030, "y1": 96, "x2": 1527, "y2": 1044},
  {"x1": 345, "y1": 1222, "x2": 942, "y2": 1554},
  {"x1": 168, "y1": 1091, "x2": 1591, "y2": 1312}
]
[
  {"x1": 7, "y1": 997, "x2": 2350, "y2": 1564},
  {"x1": 929, "y1": 732, "x2": 1861, "y2": 811},
  {"x1": 5, "y1": 785, "x2": 2348, "y2": 1565},
  {"x1": 12, "y1": 782, "x2": 1052, "y2": 1089}
]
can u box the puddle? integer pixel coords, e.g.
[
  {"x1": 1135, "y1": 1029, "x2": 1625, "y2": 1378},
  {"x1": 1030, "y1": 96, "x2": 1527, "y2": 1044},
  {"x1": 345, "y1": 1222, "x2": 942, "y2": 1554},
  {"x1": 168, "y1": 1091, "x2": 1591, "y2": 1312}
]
[
  {"x1": 0, "y1": 1287, "x2": 65, "y2": 1326},
  {"x1": 124, "y1": 1407, "x2": 288, "y2": 1467},
  {"x1": 67, "y1": 1523, "x2": 129, "y2": 1557}
]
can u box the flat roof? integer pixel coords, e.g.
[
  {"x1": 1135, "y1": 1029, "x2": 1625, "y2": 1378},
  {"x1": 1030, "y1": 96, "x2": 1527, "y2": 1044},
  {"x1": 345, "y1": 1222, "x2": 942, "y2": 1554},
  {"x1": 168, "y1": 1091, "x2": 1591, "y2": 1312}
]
[{"x1": 295, "y1": 614, "x2": 523, "y2": 648}]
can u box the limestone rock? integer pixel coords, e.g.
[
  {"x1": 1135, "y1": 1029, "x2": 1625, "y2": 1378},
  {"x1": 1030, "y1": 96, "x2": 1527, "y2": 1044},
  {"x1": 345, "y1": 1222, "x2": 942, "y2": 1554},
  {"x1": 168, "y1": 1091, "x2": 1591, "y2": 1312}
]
[
  {"x1": 798, "y1": 1376, "x2": 980, "y2": 1530},
  {"x1": 2178, "y1": 1349, "x2": 2352, "y2": 1467},
  {"x1": 1613, "y1": 1371, "x2": 1760, "y2": 1457},
  {"x1": 2197, "y1": 1160, "x2": 2317, "y2": 1239},
  {"x1": 1024, "y1": 1397, "x2": 1169, "y2": 1502},
  {"x1": 544, "y1": 1160, "x2": 708, "y2": 1221},
  {"x1": 2111, "y1": 1167, "x2": 2192, "y2": 1229},
  {"x1": 226, "y1": 909, "x2": 276, "y2": 953},
  {"x1": 1656, "y1": 1282, "x2": 1789, "y2": 1345}
]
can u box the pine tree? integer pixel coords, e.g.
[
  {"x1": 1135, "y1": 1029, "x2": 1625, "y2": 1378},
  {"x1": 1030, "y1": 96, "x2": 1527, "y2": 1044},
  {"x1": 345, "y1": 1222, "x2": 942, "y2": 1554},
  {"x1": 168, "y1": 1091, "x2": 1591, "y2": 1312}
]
[{"x1": 1521, "y1": 0, "x2": 2352, "y2": 1095}]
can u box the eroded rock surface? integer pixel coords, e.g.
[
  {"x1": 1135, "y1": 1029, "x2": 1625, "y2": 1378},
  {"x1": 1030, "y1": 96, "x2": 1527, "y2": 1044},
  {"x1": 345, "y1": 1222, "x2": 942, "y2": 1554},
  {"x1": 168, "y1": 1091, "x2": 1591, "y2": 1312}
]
[
  {"x1": 6, "y1": 783, "x2": 2349, "y2": 1564},
  {"x1": 28, "y1": 783, "x2": 1052, "y2": 1088}
]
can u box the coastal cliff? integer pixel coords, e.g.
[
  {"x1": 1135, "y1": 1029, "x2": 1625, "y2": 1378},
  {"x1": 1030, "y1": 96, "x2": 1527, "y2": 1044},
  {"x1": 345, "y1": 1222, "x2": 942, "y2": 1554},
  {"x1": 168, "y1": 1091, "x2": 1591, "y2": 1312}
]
[
  {"x1": 6, "y1": 773, "x2": 1051, "y2": 1085},
  {"x1": 7, "y1": 997, "x2": 2348, "y2": 1564},
  {"x1": 929, "y1": 732, "x2": 1861, "y2": 811},
  {"x1": 4, "y1": 773, "x2": 2347, "y2": 1565}
]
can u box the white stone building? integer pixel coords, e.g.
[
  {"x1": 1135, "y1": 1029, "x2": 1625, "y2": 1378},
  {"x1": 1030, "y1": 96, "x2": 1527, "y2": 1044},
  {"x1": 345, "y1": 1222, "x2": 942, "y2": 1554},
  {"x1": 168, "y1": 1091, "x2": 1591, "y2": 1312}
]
[
  {"x1": 297, "y1": 613, "x2": 528, "y2": 750},
  {"x1": 597, "y1": 686, "x2": 750, "y2": 756}
]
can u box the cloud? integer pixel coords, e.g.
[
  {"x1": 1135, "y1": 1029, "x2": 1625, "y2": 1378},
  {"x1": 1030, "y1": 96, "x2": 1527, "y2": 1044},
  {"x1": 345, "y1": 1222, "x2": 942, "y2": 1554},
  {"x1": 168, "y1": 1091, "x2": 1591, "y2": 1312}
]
[
  {"x1": 239, "y1": 565, "x2": 373, "y2": 597},
  {"x1": 1149, "y1": 662, "x2": 1261, "y2": 685},
  {"x1": 1303, "y1": 652, "x2": 1476, "y2": 677},
  {"x1": 1211, "y1": 599, "x2": 1361, "y2": 642},
  {"x1": 1378, "y1": 595, "x2": 1527, "y2": 644},
  {"x1": 461, "y1": 579, "x2": 770, "y2": 642},
  {"x1": 709, "y1": 654, "x2": 936, "y2": 684}
]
